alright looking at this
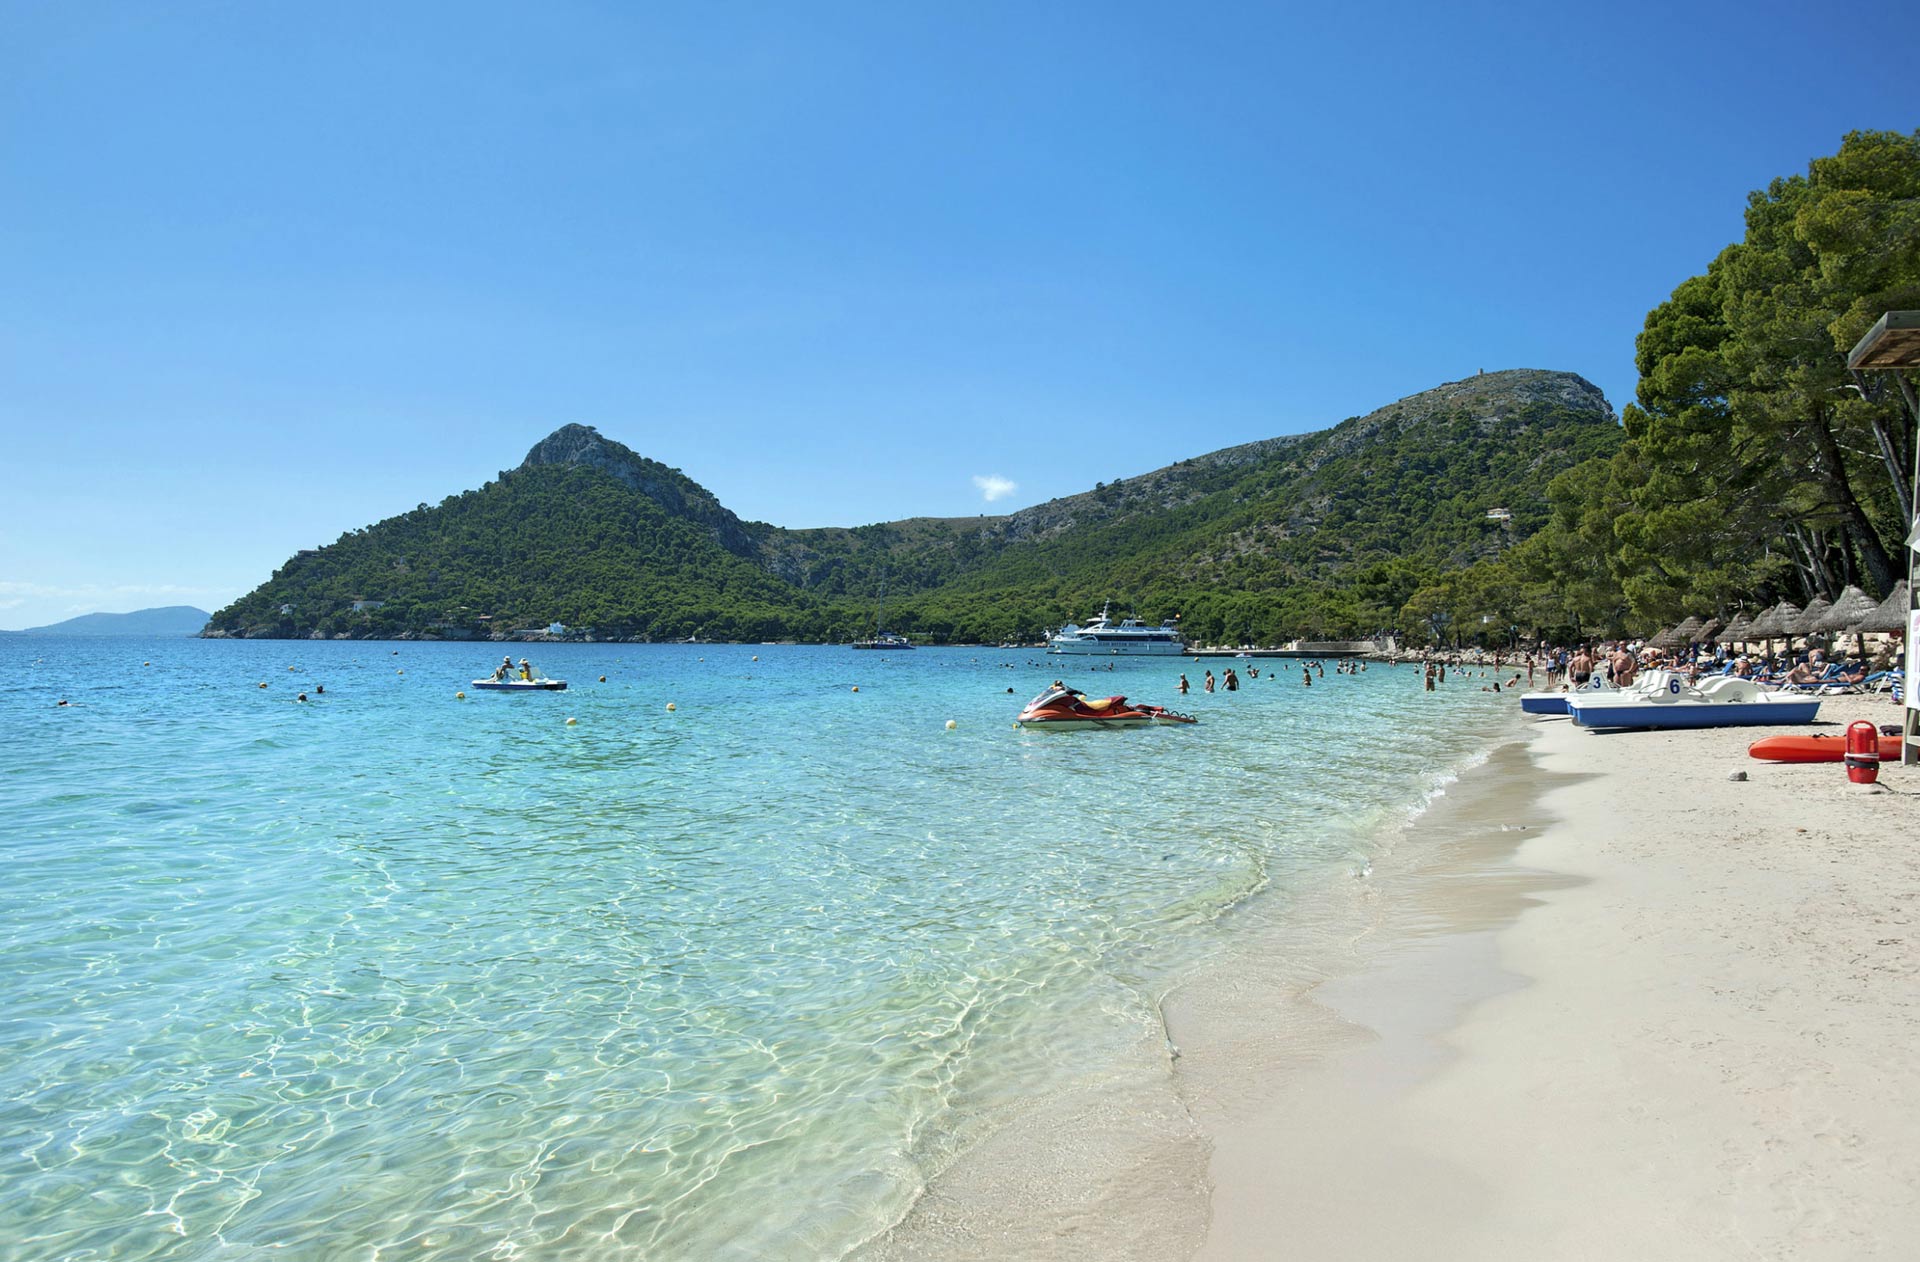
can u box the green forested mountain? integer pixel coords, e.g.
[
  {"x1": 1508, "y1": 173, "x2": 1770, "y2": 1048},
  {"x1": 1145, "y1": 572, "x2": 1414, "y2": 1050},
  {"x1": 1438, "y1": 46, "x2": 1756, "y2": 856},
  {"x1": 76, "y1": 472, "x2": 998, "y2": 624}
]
[{"x1": 206, "y1": 369, "x2": 1622, "y2": 644}]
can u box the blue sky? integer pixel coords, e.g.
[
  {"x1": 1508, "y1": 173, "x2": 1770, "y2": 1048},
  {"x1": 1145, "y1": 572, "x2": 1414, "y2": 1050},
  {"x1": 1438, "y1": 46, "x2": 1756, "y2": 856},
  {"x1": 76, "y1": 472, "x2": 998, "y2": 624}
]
[{"x1": 2, "y1": 2, "x2": 1914, "y2": 627}]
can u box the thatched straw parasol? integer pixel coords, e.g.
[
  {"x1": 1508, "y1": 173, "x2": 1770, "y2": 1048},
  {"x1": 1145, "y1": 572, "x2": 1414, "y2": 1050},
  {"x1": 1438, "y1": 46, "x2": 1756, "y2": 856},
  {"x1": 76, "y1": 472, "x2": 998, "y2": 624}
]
[
  {"x1": 1670, "y1": 615, "x2": 1704, "y2": 643},
  {"x1": 1715, "y1": 611, "x2": 1754, "y2": 646},
  {"x1": 1816, "y1": 585, "x2": 1882, "y2": 660},
  {"x1": 1743, "y1": 601, "x2": 1795, "y2": 640},
  {"x1": 1816, "y1": 586, "x2": 1878, "y2": 632},
  {"x1": 1648, "y1": 624, "x2": 1682, "y2": 650},
  {"x1": 1785, "y1": 597, "x2": 1834, "y2": 657},
  {"x1": 1745, "y1": 601, "x2": 1801, "y2": 659},
  {"x1": 1691, "y1": 617, "x2": 1722, "y2": 644},
  {"x1": 1858, "y1": 580, "x2": 1911, "y2": 634},
  {"x1": 1788, "y1": 596, "x2": 1833, "y2": 636}
]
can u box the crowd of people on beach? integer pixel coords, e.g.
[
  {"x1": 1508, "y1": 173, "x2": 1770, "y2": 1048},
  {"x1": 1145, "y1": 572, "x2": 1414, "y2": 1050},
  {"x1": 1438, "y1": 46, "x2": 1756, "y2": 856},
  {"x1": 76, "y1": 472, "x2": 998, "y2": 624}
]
[{"x1": 1519, "y1": 637, "x2": 1899, "y2": 693}]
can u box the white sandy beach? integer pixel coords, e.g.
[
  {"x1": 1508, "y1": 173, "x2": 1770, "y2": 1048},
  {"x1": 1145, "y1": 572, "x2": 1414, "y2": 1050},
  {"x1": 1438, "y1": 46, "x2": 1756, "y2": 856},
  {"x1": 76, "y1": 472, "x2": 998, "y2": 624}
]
[{"x1": 1196, "y1": 698, "x2": 1920, "y2": 1260}]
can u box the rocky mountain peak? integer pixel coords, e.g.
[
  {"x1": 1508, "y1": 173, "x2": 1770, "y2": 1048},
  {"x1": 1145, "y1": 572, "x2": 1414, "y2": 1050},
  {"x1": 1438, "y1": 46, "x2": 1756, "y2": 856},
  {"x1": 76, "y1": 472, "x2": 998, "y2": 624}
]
[
  {"x1": 519, "y1": 424, "x2": 756, "y2": 555},
  {"x1": 521, "y1": 424, "x2": 633, "y2": 473}
]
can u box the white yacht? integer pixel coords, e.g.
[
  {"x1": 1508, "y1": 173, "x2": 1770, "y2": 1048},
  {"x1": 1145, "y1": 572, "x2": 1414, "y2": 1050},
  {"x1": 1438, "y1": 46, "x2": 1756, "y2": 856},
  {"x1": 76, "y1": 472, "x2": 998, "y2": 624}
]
[{"x1": 1047, "y1": 603, "x2": 1186, "y2": 655}]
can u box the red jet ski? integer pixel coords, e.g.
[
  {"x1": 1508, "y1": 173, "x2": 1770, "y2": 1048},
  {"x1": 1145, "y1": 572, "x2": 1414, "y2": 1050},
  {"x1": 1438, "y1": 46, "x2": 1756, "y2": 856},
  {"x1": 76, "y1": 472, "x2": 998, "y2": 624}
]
[{"x1": 1016, "y1": 684, "x2": 1198, "y2": 730}]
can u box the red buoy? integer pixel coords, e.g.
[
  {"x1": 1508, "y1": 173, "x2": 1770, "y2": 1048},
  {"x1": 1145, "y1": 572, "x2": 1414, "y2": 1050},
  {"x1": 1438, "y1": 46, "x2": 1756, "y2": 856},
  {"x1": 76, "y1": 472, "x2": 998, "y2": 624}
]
[{"x1": 1845, "y1": 720, "x2": 1881, "y2": 785}]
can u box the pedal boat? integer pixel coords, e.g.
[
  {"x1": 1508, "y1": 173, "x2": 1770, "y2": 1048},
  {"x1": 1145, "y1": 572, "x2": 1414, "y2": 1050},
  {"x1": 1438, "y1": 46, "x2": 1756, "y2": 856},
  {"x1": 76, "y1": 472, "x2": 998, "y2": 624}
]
[
  {"x1": 1521, "y1": 666, "x2": 1693, "y2": 715},
  {"x1": 1520, "y1": 673, "x2": 1622, "y2": 716},
  {"x1": 471, "y1": 678, "x2": 568, "y2": 691},
  {"x1": 1564, "y1": 672, "x2": 1819, "y2": 730},
  {"x1": 1016, "y1": 685, "x2": 1197, "y2": 730}
]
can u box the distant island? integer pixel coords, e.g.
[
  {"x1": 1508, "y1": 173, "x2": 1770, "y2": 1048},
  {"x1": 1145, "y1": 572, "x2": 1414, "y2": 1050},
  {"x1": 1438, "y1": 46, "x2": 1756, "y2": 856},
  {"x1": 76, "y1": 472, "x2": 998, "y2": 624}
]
[{"x1": 5, "y1": 606, "x2": 212, "y2": 636}]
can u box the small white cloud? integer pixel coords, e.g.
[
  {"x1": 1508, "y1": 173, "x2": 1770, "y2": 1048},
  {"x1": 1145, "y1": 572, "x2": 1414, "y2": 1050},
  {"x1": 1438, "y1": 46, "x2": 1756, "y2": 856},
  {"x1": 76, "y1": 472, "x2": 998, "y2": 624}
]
[{"x1": 972, "y1": 474, "x2": 1017, "y2": 503}]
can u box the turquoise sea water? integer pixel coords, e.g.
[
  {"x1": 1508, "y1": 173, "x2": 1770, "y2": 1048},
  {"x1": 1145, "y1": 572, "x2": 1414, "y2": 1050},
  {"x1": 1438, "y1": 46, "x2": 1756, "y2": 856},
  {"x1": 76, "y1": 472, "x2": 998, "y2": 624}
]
[{"x1": 3, "y1": 639, "x2": 1512, "y2": 1260}]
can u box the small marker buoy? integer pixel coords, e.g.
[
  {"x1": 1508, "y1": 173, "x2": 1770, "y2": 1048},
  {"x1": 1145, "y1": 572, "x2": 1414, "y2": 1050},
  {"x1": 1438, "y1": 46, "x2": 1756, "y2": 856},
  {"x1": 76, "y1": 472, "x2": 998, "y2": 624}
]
[
  {"x1": 143, "y1": 661, "x2": 150, "y2": 666},
  {"x1": 456, "y1": 691, "x2": 466, "y2": 699},
  {"x1": 666, "y1": 702, "x2": 677, "y2": 711},
  {"x1": 945, "y1": 720, "x2": 957, "y2": 730},
  {"x1": 397, "y1": 669, "x2": 404, "y2": 675},
  {"x1": 289, "y1": 666, "x2": 296, "y2": 671},
  {"x1": 566, "y1": 717, "x2": 578, "y2": 726},
  {"x1": 851, "y1": 686, "x2": 859, "y2": 693},
  {"x1": 598, "y1": 675, "x2": 607, "y2": 683},
  {"x1": 752, "y1": 655, "x2": 759, "y2": 661},
  {"x1": 258, "y1": 682, "x2": 267, "y2": 689}
]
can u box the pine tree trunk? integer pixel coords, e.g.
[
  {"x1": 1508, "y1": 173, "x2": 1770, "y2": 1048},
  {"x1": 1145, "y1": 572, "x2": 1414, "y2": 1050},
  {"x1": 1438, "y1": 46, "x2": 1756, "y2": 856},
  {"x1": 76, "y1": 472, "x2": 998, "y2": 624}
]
[
  {"x1": 1868, "y1": 413, "x2": 1912, "y2": 528},
  {"x1": 1808, "y1": 408, "x2": 1899, "y2": 593}
]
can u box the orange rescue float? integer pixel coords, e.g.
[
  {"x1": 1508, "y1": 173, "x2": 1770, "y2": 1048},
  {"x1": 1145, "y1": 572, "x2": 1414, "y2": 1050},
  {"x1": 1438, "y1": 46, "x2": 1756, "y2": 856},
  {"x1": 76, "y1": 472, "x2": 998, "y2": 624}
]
[{"x1": 1746, "y1": 728, "x2": 1902, "y2": 763}]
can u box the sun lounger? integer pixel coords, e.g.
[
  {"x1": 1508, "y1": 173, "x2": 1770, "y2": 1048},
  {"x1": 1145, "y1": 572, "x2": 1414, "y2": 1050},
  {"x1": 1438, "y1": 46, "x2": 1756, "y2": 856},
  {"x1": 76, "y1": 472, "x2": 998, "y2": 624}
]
[{"x1": 1865, "y1": 669, "x2": 1903, "y2": 695}]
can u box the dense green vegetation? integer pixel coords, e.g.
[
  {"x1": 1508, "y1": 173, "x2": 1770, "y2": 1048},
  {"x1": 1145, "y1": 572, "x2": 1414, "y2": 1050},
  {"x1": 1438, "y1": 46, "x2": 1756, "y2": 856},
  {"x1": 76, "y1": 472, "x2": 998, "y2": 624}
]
[
  {"x1": 211, "y1": 465, "x2": 820, "y2": 642},
  {"x1": 209, "y1": 132, "x2": 1920, "y2": 647},
  {"x1": 1612, "y1": 129, "x2": 1916, "y2": 621},
  {"x1": 1321, "y1": 129, "x2": 1920, "y2": 645},
  {"x1": 209, "y1": 372, "x2": 1621, "y2": 644}
]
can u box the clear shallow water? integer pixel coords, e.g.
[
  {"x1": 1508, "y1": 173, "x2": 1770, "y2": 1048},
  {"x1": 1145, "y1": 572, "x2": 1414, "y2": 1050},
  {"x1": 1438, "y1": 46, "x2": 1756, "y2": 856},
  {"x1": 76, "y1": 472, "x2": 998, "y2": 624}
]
[{"x1": 3, "y1": 639, "x2": 1511, "y2": 1260}]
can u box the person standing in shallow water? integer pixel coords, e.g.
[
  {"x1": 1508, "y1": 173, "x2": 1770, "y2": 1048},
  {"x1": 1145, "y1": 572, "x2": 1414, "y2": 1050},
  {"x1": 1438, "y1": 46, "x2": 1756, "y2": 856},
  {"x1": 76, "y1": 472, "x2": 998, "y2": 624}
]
[
  {"x1": 1302, "y1": 666, "x2": 1312, "y2": 687},
  {"x1": 1204, "y1": 670, "x2": 1216, "y2": 693},
  {"x1": 1178, "y1": 674, "x2": 1190, "y2": 695}
]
